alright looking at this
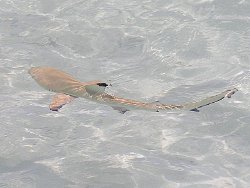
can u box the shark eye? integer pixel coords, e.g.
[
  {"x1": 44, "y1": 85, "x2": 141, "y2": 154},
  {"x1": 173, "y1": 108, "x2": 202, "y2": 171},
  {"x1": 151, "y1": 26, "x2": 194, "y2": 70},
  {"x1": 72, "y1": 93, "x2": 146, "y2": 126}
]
[{"x1": 97, "y1": 83, "x2": 108, "y2": 87}]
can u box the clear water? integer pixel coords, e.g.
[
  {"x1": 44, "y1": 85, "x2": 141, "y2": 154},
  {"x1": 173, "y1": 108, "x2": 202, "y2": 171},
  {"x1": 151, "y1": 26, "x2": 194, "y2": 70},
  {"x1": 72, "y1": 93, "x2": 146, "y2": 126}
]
[{"x1": 0, "y1": 0, "x2": 250, "y2": 187}]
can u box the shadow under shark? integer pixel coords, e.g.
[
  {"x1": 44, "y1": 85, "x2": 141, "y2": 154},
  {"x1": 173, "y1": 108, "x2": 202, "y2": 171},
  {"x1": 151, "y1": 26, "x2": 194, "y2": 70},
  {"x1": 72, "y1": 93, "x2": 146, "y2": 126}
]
[{"x1": 29, "y1": 67, "x2": 237, "y2": 113}]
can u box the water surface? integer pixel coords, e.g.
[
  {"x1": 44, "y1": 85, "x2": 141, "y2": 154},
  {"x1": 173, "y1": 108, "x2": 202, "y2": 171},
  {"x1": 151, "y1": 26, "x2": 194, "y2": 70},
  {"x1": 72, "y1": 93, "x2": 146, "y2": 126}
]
[{"x1": 0, "y1": 0, "x2": 250, "y2": 187}]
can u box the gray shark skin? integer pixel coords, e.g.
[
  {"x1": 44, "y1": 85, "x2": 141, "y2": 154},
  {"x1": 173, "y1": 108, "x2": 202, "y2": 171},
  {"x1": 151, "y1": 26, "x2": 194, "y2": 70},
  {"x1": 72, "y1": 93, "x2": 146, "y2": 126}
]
[{"x1": 29, "y1": 66, "x2": 238, "y2": 113}]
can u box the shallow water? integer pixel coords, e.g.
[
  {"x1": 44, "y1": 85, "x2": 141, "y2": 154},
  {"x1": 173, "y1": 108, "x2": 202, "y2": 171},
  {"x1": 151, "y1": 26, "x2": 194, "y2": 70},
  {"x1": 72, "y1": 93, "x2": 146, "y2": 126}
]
[{"x1": 0, "y1": 0, "x2": 250, "y2": 187}]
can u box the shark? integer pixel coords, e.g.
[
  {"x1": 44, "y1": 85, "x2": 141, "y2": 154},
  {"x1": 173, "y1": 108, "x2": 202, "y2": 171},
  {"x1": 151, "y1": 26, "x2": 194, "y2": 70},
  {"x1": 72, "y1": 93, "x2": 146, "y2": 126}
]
[{"x1": 29, "y1": 66, "x2": 238, "y2": 113}]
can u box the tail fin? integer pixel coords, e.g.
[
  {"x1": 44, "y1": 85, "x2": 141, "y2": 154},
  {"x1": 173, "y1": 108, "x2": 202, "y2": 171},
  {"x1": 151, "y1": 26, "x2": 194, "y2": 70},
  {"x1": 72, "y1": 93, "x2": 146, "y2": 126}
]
[{"x1": 183, "y1": 88, "x2": 238, "y2": 111}]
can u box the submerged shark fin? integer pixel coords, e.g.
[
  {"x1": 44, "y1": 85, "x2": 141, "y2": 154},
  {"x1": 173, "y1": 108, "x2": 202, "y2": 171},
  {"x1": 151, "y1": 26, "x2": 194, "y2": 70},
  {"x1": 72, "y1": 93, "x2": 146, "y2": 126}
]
[
  {"x1": 150, "y1": 100, "x2": 162, "y2": 105},
  {"x1": 49, "y1": 93, "x2": 76, "y2": 111},
  {"x1": 111, "y1": 106, "x2": 129, "y2": 114},
  {"x1": 183, "y1": 88, "x2": 238, "y2": 111},
  {"x1": 85, "y1": 82, "x2": 108, "y2": 96},
  {"x1": 83, "y1": 80, "x2": 104, "y2": 85}
]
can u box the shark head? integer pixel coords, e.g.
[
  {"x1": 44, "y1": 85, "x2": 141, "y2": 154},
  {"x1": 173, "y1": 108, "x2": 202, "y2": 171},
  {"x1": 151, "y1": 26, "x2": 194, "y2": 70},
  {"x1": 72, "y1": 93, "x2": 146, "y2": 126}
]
[
  {"x1": 28, "y1": 67, "x2": 43, "y2": 80},
  {"x1": 29, "y1": 66, "x2": 110, "y2": 98},
  {"x1": 28, "y1": 66, "x2": 84, "y2": 94}
]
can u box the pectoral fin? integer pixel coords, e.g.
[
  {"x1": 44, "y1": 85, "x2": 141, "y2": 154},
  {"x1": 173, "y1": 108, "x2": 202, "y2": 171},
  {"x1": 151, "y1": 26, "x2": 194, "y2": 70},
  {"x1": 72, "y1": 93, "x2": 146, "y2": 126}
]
[
  {"x1": 49, "y1": 93, "x2": 76, "y2": 111},
  {"x1": 85, "y1": 82, "x2": 108, "y2": 96},
  {"x1": 111, "y1": 106, "x2": 129, "y2": 114}
]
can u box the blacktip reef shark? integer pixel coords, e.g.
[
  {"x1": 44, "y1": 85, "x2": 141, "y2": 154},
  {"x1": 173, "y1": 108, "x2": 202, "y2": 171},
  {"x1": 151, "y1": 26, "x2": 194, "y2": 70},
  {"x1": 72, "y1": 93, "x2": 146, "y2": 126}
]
[{"x1": 29, "y1": 66, "x2": 238, "y2": 113}]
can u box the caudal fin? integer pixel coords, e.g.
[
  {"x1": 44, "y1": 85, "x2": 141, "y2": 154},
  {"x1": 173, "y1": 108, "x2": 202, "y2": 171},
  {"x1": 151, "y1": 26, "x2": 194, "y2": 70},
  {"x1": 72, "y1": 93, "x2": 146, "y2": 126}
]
[{"x1": 183, "y1": 88, "x2": 238, "y2": 111}]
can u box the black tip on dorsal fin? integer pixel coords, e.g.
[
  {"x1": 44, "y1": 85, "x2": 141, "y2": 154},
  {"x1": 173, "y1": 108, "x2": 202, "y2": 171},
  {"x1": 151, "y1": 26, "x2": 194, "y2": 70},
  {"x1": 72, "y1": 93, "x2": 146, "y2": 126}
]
[
  {"x1": 190, "y1": 108, "x2": 199, "y2": 112},
  {"x1": 96, "y1": 83, "x2": 108, "y2": 87}
]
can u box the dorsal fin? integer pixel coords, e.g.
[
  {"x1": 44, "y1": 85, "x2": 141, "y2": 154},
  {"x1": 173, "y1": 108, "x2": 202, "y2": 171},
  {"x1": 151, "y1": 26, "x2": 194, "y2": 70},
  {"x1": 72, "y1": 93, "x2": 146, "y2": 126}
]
[
  {"x1": 150, "y1": 100, "x2": 162, "y2": 105},
  {"x1": 83, "y1": 80, "x2": 103, "y2": 85},
  {"x1": 49, "y1": 93, "x2": 76, "y2": 111},
  {"x1": 85, "y1": 82, "x2": 108, "y2": 96}
]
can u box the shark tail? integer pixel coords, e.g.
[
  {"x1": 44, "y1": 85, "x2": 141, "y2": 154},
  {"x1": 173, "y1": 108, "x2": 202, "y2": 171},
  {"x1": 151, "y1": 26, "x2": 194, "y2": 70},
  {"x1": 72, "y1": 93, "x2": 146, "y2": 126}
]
[{"x1": 182, "y1": 88, "x2": 238, "y2": 111}]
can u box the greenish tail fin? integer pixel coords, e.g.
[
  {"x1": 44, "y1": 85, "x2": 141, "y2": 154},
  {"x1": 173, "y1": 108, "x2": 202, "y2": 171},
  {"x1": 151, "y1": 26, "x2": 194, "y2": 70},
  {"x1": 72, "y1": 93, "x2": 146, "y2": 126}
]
[{"x1": 183, "y1": 88, "x2": 238, "y2": 111}]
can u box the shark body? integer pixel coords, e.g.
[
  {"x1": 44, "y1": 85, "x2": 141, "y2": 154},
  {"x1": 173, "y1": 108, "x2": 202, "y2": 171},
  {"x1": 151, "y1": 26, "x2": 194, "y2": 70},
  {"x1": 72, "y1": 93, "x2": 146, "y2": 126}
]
[{"x1": 29, "y1": 66, "x2": 237, "y2": 113}]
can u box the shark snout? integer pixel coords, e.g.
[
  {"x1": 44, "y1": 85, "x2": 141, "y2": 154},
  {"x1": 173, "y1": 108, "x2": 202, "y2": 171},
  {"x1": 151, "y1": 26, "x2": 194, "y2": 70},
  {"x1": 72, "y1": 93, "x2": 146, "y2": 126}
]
[
  {"x1": 28, "y1": 66, "x2": 49, "y2": 80},
  {"x1": 28, "y1": 67, "x2": 40, "y2": 77}
]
